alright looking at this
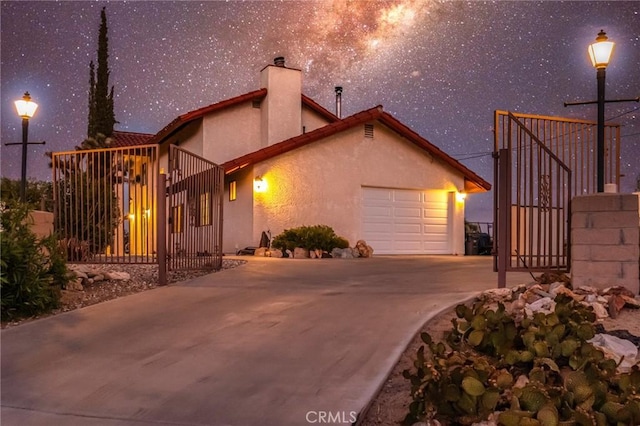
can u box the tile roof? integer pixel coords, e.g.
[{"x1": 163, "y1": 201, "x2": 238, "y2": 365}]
[
  {"x1": 110, "y1": 131, "x2": 154, "y2": 147},
  {"x1": 222, "y1": 106, "x2": 491, "y2": 193},
  {"x1": 149, "y1": 89, "x2": 339, "y2": 145},
  {"x1": 148, "y1": 89, "x2": 268, "y2": 145}
]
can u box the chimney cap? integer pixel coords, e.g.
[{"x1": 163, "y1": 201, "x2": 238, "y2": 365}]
[
  {"x1": 335, "y1": 86, "x2": 343, "y2": 93},
  {"x1": 274, "y1": 57, "x2": 285, "y2": 67}
]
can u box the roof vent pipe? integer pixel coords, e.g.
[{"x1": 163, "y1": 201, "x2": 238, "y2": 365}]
[
  {"x1": 335, "y1": 86, "x2": 343, "y2": 118},
  {"x1": 274, "y1": 56, "x2": 285, "y2": 67}
]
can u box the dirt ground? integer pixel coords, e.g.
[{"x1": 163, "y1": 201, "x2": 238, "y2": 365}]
[{"x1": 359, "y1": 303, "x2": 640, "y2": 426}]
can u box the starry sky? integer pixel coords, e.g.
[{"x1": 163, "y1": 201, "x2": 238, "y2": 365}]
[{"x1": 1, "y1": 0, "x2": 639, "y2": 222}]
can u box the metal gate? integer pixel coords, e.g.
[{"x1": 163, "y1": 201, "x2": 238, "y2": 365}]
[
  {"x1": 167, "y1": 145, "x2": 224, "y2": 271},
  {"x1": 494, "y1": 111, "x2": 621, "y2": 287},
  {"x1": 52, "y1": 144, "x2": 160, "y2": 264}
]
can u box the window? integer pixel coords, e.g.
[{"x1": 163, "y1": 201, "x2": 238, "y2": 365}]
[
  {"x1": 229, "y1": 180, "x2": 237, "y2": 201},
  {"x1": 199, "y1": 192, "x2": 211, "y2": 226},
  {"x1": 171, "y1": 204, "x2": 184, "y2": 233},
  {"x1": 364, "y1": 124, "x2": 374, "y2": 138}
]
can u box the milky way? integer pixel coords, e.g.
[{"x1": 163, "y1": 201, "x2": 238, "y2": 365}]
[{"x1": 1, "y1": 1, "x2": 639, "y2": 221}]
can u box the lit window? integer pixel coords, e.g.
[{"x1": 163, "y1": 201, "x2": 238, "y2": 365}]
[
  {"x1": 171, "y1": 205, "x2": 184, "y2": 233},
  {"x1": 229, "y1": 181, "x2": 237, "y2": 201},
  {"x1": 199, "y1": 192, "x2": 211, "y2": 226}
]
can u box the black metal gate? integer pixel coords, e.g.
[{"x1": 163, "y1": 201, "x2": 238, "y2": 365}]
[
  {"x1": 494, "y1": 111, "x2": 620, "y2": 287},
  {"x1": 167, "y1": 145, "x2": 224, "y2": 271}
]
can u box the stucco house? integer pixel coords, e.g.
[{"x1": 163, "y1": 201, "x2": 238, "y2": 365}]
[{"x1": 135, "y1": 57, "x2": 490, "y2": 255}]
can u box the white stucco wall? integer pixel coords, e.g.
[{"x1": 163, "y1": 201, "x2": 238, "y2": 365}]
[
  {"x1": 301, "y1": 105, "x2": 333, "y2": 133},
  {"x1": 223, "y1": 167, "x2": 254, "y2": 253},
  {"x1": 246, "y1": 122, "x2": 468, "y2": 255},
  {"x1": 260, "y1": 65, "x2": 302, "y2": 147},
  {"x1": 203, "y1": 103, "x2": 262, "y2": 164}
]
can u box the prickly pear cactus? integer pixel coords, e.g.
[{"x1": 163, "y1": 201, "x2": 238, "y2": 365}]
[{"x1": 402, "y1": 294, "x2": 640, "y2": 426}]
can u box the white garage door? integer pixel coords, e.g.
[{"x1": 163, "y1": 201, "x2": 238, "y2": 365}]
[{"x1": 362, "y1": 187, "x2": 451, "y2": 254}]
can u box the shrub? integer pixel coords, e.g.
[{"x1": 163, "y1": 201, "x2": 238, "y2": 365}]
[
  {"x1": 402, "y1": 295, "x2": 640, "y2": 425},
  {"x1": 271, "y1": 225, "x2": 349, "y2": 252},
  {"x1": 1, "y1": 202, "x2": 67, "y2": 321}
]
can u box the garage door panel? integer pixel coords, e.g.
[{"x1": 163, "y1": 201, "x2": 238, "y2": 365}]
[
  {"x1": 393, "y1": 190, "x2": 422, "y2": 202},
  {"x1": 365, "y1": 206, "x2": 392, "y2": 217},
  {"x1": 365, "y1": 188, "x2": 393, "y2": 201},
  {"x1": 394, "y1": 223, "x2": 422, "y2": 233},
  {"x1": 362, "y1": 187, "x2": 452, "y2": 255},
  {"x1": 395, "y1": 207, "x2": 422, "y2": 218}
]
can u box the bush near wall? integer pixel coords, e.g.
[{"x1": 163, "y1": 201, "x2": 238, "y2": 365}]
[
  {"x1": 271, "y1": 225, "x2": 349, "y2": 253},
  {"x1": 1, "y1": 202, "x2": 67, "y2": 321}
]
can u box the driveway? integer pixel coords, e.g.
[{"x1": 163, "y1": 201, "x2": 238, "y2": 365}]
[{"x1": 1, "y1": 256, "x2": 530, "y2": 425}]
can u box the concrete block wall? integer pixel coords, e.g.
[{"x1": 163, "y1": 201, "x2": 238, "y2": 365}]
[{"x1": 571, "y1": 194, "x2": 639, "y2": 294}]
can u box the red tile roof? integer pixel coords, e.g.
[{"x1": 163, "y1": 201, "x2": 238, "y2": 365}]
[
  {"x1": 110, "y1": 131, "x2": 154, "y2": 147},
  {"x1": 301, "y1": 94, "x2": 339, "y2": 123},
  {"x1": 149, "y1": 89, "x2": 339, "y2": 145},
  {"x1": 222, "y1": 106, "x2": 491, "y2": 193},
  {"x1": 148, "y1": 89, "x2": 268, "y2": 145}
]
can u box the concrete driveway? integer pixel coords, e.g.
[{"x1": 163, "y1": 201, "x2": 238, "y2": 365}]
[{"x1": 1, "y1": 256, "x2": 530, "y2": 426}]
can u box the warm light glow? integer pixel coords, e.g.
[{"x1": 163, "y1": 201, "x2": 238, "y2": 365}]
[
  {"x1": 456, "y1": 192, "x2": 467, "y2": 203},
  {"x1": 128, "y1": 213, "x2": 135, "y2": 221},
  {"x1": 254, "y1": 176, "x2": 267, "y2": 193},
  {"x1": 14, "y1": 92, "x2": 38, "y2": 118},
  {"x1": 588, "y1": 30, "x2": 614, "y2": 69}
]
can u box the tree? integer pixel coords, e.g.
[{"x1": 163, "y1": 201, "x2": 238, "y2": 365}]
[{"x1": 87, "y1": 7, "x2": 116, "y2": 139}]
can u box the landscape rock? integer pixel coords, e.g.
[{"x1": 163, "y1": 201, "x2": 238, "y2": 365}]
[
  {"x1": 254, "y1": 247, "x2": 269, "y2": 257},
  {"x1": 589, "y1": 333, "x2": 639, "y2": 372},
  {"x1": 270, "y1": 249, "x2": 283, "y2": 258},
  {"x1": 293, "y1": 247, "x2": 309, "y2": 258},
  {"x1": 65, "y1": 278, "x2": 84, "y2": 291},
  {"x1": 104, "y1": 271, "x2": 130, "y2": 281},
  {"x1": 355, "y1": 240, "x2": 374, "y2": 258}
]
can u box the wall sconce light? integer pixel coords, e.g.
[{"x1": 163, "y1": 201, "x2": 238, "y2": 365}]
[
  {"x1": 128, "y1": 213, "x2": 135, "y2": 221},
  {"x1": 254, "y1": 176, "x2": 267, "y2": 193},
  {"x1": 456, "y1": 191, "x2": 467, "y2": 203}
]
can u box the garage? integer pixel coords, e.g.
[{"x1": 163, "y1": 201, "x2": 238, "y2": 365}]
[{"x1": 361, "y1": 187, "x2": 452, "y2": 255}]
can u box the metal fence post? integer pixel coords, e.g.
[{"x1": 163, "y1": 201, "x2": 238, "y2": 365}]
[
  {"x1": 157, "y1": 172, "x2": 167, "y2": 286},
  {"x1": 497, "y1": 148, "x2": 511, "y2": 288}
]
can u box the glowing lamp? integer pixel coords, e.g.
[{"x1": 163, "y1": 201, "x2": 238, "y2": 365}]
[
  {"x1": 14, "y1": 92, "x2": 38, "y2": 118},
  {"x1": 588, "y1": 30, "x2": 614, "y2": 69},
  {"x1": 456, "y1": 192, "x2": 467, "y2": 203},
  {"x1": 254, "y1": 176, "x2": 267, "y2": 193}
]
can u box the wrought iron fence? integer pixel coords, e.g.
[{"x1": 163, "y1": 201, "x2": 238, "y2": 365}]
[
  {"x1": 494, "y1": 111, "x2": 620, "y2": 286},
  {"x1": 167, "y1": 145, "x2": 224, "y2": 271},
  {"x1": 52, "y1": 145, "x2": 159, "y2": 264}
]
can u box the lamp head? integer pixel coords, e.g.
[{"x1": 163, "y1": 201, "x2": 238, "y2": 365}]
[
  {"x1": 588, "y1": 30, "x2": 615, "y2": 69},
  {"x1": 15, "y1": 92, "x2": 38, "y2": 119}
]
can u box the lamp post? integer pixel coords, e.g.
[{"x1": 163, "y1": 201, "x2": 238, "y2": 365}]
[
  {"x1": 13, "y1": 92, "x2": 39, "y2": 203},
  {"x1": 588, "y1": 30, "x2": 615, "y2": 193}
]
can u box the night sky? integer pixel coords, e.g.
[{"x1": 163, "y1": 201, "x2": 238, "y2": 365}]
[{"x1": 1, "y1": 1, "x2": 638, "y2": 222}]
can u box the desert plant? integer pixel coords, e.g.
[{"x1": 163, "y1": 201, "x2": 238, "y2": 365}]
[
  {"x1": 0, "y1": 201, "x2": 67, "y2": 321},
  {"x1": 403, "y1": 295, "x2": 640, "y2": 425},
  {"x1": 271, "y1": 225, "x2": 349, "y2": 252}
]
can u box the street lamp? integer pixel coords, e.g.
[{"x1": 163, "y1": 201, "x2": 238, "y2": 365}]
[
  {"x1": 14, "y1": 92, "x2": 38, "y2": 203},
  {"x1": 588, "y1": 30, "x2": 615, "y2": 193}
]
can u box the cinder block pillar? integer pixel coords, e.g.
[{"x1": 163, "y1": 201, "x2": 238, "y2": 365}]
[{"x1": 571, "y1": 193, "x2": 639, "y2": 294}]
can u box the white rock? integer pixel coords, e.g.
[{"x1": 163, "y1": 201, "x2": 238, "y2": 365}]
[
  {"x1": 106, "y1": 271, "x2": 130, "y2": 281},
  {"x1": 589, "y1": 333, "x2": 639, "y2": 372}
]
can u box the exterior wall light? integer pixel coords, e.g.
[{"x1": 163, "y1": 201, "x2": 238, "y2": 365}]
[
  {"x1": 254, "y1": 176, "x2": 267, "y2": 193},
  {"x1": 456, "y1": 191, "x2": 467, "y2": 203}
]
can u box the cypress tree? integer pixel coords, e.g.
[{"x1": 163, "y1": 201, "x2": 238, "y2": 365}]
[{"x1": 88, "y1": 7, "x2": 116, "y2": 139}]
